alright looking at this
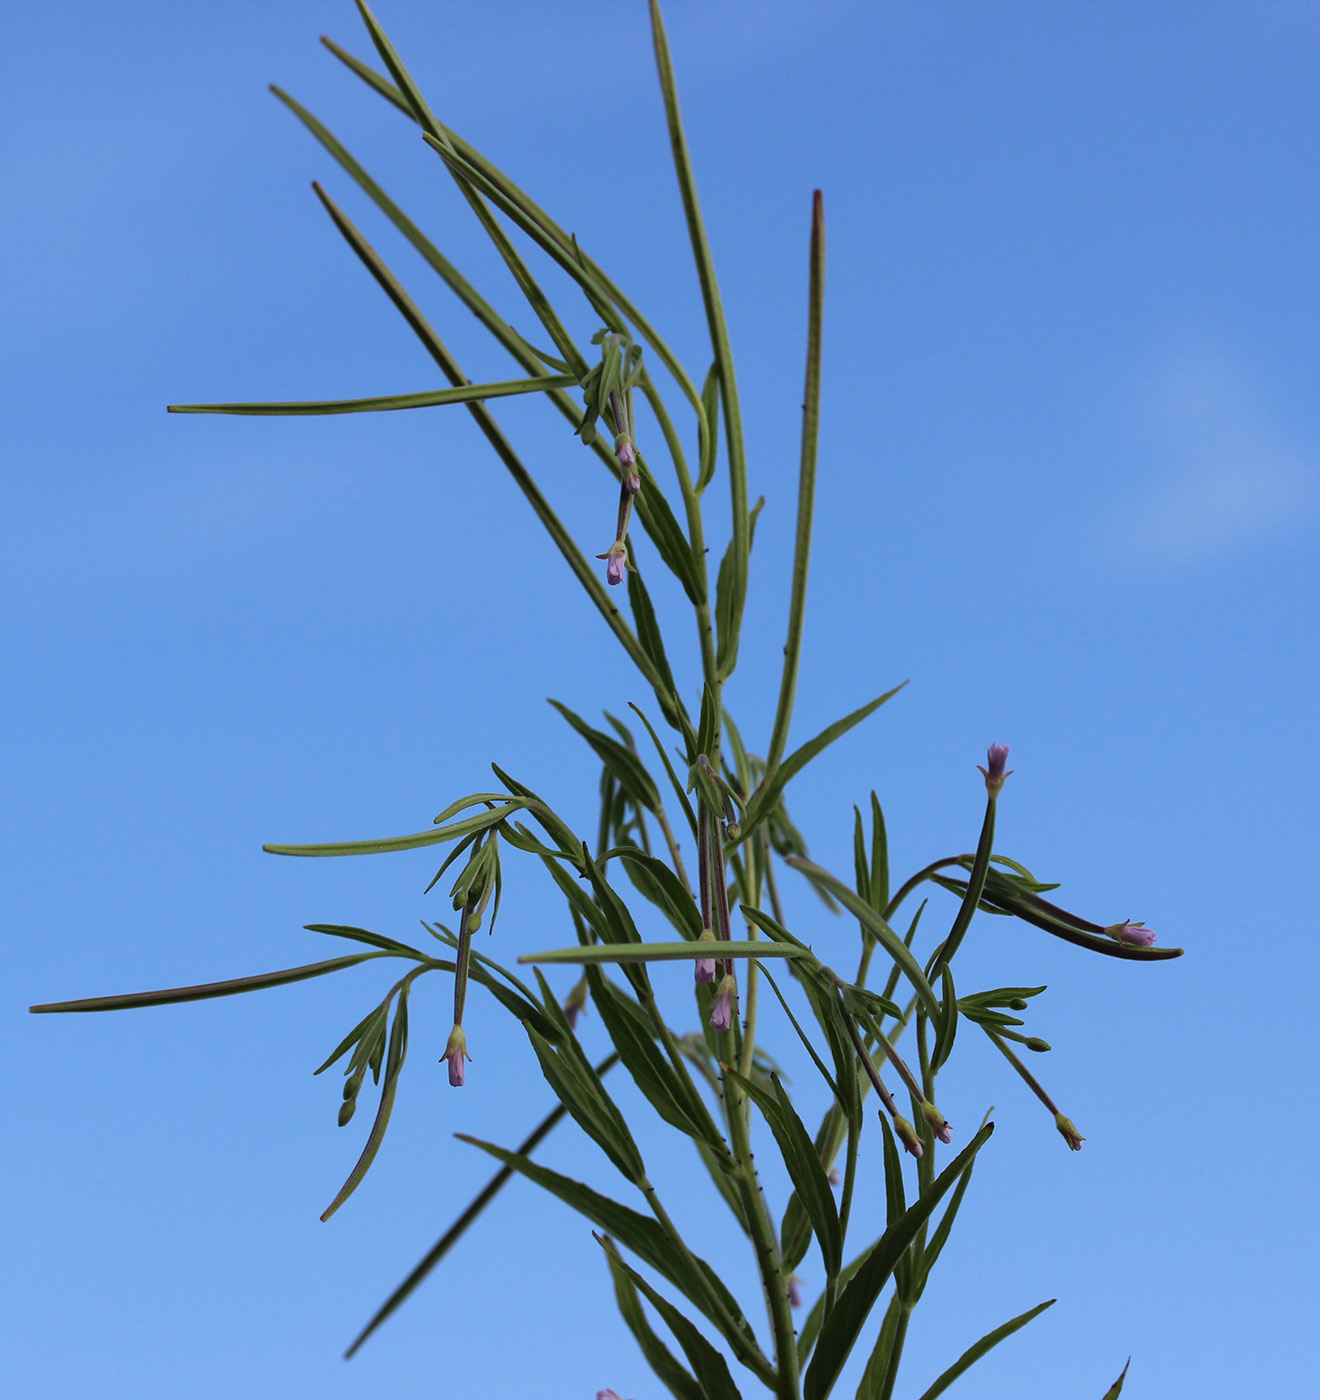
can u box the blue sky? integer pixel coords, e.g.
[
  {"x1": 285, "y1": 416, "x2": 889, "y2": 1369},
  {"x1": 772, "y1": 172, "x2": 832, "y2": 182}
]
[{"x1": 4, "y1": 3, "x2": 1319, "y2": 1397}]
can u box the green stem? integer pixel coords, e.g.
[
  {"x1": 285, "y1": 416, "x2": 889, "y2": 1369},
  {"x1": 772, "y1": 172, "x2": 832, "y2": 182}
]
[
  {"x1": 648, "y1": 0, "x2": 749, "y2": 681},
  {"x1": 721, "y1": 1046, "x2": 801, "y2": 1400},
  {"x1": 764, "y1": 191, "x2": 825, "y2": 776}
]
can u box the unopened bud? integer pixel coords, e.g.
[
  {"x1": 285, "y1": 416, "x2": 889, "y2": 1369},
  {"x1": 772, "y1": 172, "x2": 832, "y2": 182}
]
[
  {"x1": 787, "y1": 1275, "x2": 803, "y2": 1308},
  {"x1": 893, "y1": 1113, "x2": 924, "y2": 1158},
  {"x1": 1024, "y1": 1037, "x2": 1051, "y2": 1053},
  {"x1": 920, "y1": 1101, "x2": 953, "y2": 1144},
  {"x1": 1007, "y1": 998, "x2": 1029, "y2": 1011},
  {"x1": 564, "y1": 976, "x2": 589, "y2": 1031},
  {"x1": 1105, "y1": 920, "x2": 1156, "y2": 947},
  {"x1": 443, "y1": 1024, "x2": 469, "y2": 1088},
  {"x1": 694, "y1": 928, "x2": 718, "y2": 984},
  {"x1": 827, "y1": 1168, "x2": 840, "y2": 1186},
  {"x1": 337, "y1": 1098, "x2": 357, "y2": 1127},
  {"x1": 1054, "y1": 1112, "x2": 1085, "y2": 1151},
  {"x1": 977, "y1": 742, "x2": 1013, "y2": 796}
]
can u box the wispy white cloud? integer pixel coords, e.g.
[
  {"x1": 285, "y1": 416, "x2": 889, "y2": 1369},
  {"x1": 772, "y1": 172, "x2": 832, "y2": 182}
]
[{"x1": 1108, "y1": 342, "x2": 1316, "y2": 567}]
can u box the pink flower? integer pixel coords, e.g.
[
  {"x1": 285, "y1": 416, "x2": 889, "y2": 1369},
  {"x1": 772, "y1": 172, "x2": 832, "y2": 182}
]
[
  {"x1": 597, "y1": 1391, "x2": 624, "y2": 1400},
  {"x1": 1108, "y1": 920, "x2": 1156, "y2": 947},
  {"x1": 710, "y1": 973, "x2": 738, "y2": 1032},
  {"x1": 443, "y1": 1024, "x2": 468, "y2": 1088},
  {"x1": 596, "y1": 541, "x2": 628, "y2": 586},
  {"x1": 893, "y1": 1114, "x2": 924, "y2": 1158},
  {"x1": 787, "y1": 1275, "x2": 803, "y2": 1308},
  {"x1": 1055, "y1": 1112, "x2": 1085, "y2": 1151},
  {"x1": 977, "y1": 743, "x2": 1013, "y2": 795},
  {"x1": 921, "y1": 1101, "x2": 953, "y2": 1144},
  {"x1": 694, "y1": 930, "x2": 717, "y2": 983}
]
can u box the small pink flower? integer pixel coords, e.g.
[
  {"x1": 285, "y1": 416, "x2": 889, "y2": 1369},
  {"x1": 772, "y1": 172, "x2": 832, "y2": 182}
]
[
  {"x1": 694, "y1": 930, "x2": 717, "y2": 983},
  {"x1": 977, "y1": 742, "x2": 1013, "y2": 795},
  {"x1": 710, "y1": 973, "x2": 738, "y2": 1031},
  {"x1": 596, "y1": 541, "x2": 628, "y2": 586},
  {"x1": 597, "y1": 1391, "x2": 624, "y2": 1400},
  {"x1": 827, "y1": 1168, "x2": 840, "y2": 1186},
  {"x1": 787, "y1": 1275, "x2": 803, "y2": 1308},
  {"x1": 1108, "y1": 920, "x2": 1156, "y2": 947},
  {"x1": 443, "y1": 1024, "x2": 469, "y2": 1088}
]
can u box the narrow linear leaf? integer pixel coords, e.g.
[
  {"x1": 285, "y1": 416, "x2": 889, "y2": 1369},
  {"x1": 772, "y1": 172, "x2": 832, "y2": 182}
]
[
  {"x1": 519, "y1": 941, "x2": 802, "y2": 966},
  {"x1": 264, "y1": 803, "x2": 522, "y2": 858},
  {"x1": 345, "y1": 1053, "x2": 619, "y2": 1357},
  {"x1": 1101, "y1": 1359, "x2": 1132, "y2": 1399},
  {"x1": 605, "y1": 1245, "x2": 745, "y2": 1400},
  {"x1": 914, "y1": 1299, "x2": 1056, "y2": 1400},
  {"x1": 304, "y1": 923, "x2": 425, "y2": 956},
  {"x1": 599, "y1": 1236, "x2": 704, "y2": 1400},
  {"x1": 804, "y1": 1123, "x2": 995, "y2": 1400},
  {"x1": 168, "y1": 376, "x2": 573, "y2": 416},
  {"x1": 321, "y1": 983, "x2": 410, "y2": 1220},
  {"x1": 30, "y1": 952, "x2": 391, "y2": 1015},
  {"x1": 786, "y1": 858, "x2": 942, "y2": 1022},
  {"x1": 740, "y1": 684, "x2": 907, "y2": 843}
]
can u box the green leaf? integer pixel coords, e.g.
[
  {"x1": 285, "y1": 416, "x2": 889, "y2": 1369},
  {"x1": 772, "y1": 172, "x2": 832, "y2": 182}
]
[
  {"x1": 627, "y1": 570, "x2": 682, "y2": 727},
  {"x1": 599, "y1": 1237, "x2": 704, "y2": 1400},
  {"x1": 168, "y1": 376, "x2": 574, "y2": 417},
  {"x1": 456, "y1": 1134, "x2": 762, "y2": 1365},
  {"x1": 518, "y1": 940, "x2": 802, "y2": 966},
  {"x1": 870, "y1": 792, "x2": 890, "y2": 914},
  {"x1": 803, "y1": 1123, "x2": 995, "y2": 1400},
  {"x1": 931, "y1": 964, "x2": 959, "y2": 1074},
  {"x1": 304, "y1": 923, "x2": 425, "y2": 956},
  {"x1": 604, "y1": 1244, "x2": 745, "y2": 1400},
  {"x1": 263, "y1": 803, "x2": 521, "y2": 857},
  {"x1": 855, "y1": 1293, "x2": 905, "y2": 1400},
  {"x1": 1100, "y1": 1359, "x2": 1132, "y2": 1400},
  {"x1": 589, "y1": 972, "x2": 721, "y2": 1149},
  {"x1": 524, "y1": 1022, "x2": 645, "y2": 1182},
  {"x1": 785, "y1": 858, "x2": 942, "y2": 1022},
  {"x1": 321, "y1": 982, "x2": 411, "y2": 1220},
  {"x1": 696, "y1": 359, "x2": 719, "y2": 493},
  {"x1": 914, "y1": 1299, "x2": 1056, "y2": 1400},
  {"x1": 549, "y1": 701, "x2": 662, "y2": 814},
  {"x1": 628, "y1": 703, "x2": 698, "y2": 837},
  {"x1": 728, "y1": 1070, "x2": 841, "y2": 1278},
  {"x1": 29, "y1": 952, "x2": 391, "y2": 1015},
  {"x1": 740, "y1": 684, "x2": 907, "y2": 843},
  {"x1": 614, "y1": 848, "x2": 702, "y2": 940},
  {"x1": 344, "y1": 1053, "x2": 618, "y2": 1358}
]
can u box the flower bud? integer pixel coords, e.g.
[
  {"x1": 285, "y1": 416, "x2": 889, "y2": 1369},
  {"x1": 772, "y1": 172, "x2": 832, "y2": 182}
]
[
  {"x1": 1054, "y1": 1112, "x2": 1085, "y2": 1151},
  {"x1": 827, "y1": 1168, "x2": 840, "y2": 1186},
  {"x1": 443, "y1": 1023, "x2": 469, "y2": 1088},
  {"x1": 977, "y1": 743, "x2": 1013, "y2": 796},
  {"x1": 893, "y1": 1113, "x2": 924, "y2": 1158},
  {"x1": 1024, "y1": 1037, "x2": 1051, "y2": 1053},
  {"x1": 920, "y1": 1101, "x2": 953, "y2": 1144},
  {"x1": 709, "y1": 973, "x2": 738, "y2": 1032},
  {"x1": 787, "y1": 1275, "x2": 803, "y2": 1308},
  {"x1": 694, "y1": 928, "x2": 718, "y2": 984},
  {"x1": 596, "y1": 541, "x2": 629, "y2": 587},
  {"x1": 1106, "y1": 920, "x2": 1156, "y2": 947}
]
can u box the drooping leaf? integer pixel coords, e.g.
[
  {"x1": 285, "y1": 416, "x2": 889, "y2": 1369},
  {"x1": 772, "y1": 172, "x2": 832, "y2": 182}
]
[{"x1": 263, "y1": 802, "x2": 522, "y2": 858}]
